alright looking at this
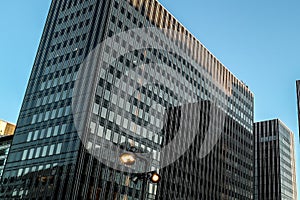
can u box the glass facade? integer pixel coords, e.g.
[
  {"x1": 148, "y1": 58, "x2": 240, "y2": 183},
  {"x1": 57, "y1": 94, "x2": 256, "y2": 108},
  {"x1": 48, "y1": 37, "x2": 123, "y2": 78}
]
[
  {"x1": 1, "y1": 0, "x2": 254, "y2": 199},
  {"x1": 156, "y1": 99, "x2": 253, "y2": 199},
  {"x1": 0, "y1": 135, "x2": 13, "y2": 180},
  {"x1": 254, "y1": 119, "x2": 297, "y2": 200}
]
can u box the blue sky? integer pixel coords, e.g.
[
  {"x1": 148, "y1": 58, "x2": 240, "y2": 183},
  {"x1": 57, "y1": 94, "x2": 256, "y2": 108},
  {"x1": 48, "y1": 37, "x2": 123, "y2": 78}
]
[{"x1": 0, "y1": 0, "x2": 299, "y2": 195}]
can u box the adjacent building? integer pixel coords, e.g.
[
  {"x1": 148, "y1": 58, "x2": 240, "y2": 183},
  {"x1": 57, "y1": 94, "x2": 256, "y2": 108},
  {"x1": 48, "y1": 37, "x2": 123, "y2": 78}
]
[
  {"x1": 254, "y1": 119, "x2": 297, "y2": 200},
  {"x1": 0, "y1": 120, "x2": 16, "y2": 136},
  {"x1": 0, "y1": 135, "x2": 14, "y2": 180},
  {"x1": 1, "y1": 0, "x2": 254, "y2": 199},
  {"x1": 0, "y1": 120, "x2": 15, "y2": 181}
]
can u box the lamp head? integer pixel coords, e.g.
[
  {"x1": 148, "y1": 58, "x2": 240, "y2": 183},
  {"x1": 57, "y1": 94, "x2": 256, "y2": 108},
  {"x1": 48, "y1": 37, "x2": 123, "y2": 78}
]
[
  {"x1": 150, "y1": 172, "x2": 161, "y2": 183},
  {"x1": 119, "y1": 152, "x2": 136, "y2": 165}
]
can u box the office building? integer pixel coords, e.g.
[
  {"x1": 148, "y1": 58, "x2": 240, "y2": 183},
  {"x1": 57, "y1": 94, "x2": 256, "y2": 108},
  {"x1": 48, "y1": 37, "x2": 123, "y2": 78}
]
[
  {"x1": 0, "y1": 120, "x2": 15, "y2": 181},
  {"x1": 254, "y1": 119, "x2": 297, "y2": 200},
  {"x1": 1, "y1": 0, "x2": 254, "y2": 199},
  {"x1": 0, "y1": 135, "x2": 14, "y2": 180},
  {"x1": 0, "y1": 120, "x2": 16, "y2": 136},
  {"x1": 157, "y1": 99, "x2": 253, "y2": 199}
]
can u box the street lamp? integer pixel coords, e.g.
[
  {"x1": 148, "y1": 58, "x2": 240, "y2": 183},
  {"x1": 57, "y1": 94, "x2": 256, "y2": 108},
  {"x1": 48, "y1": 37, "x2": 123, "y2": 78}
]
[{"x1": 118, "y1": 143, "x2": 161, "y2": 199}]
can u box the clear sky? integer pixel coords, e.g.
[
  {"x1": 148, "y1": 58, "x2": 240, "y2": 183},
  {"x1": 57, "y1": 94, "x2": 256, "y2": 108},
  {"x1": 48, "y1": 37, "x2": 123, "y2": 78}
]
[{"x1": 0, "y1": 0, "x2": 299, "y2": 196}]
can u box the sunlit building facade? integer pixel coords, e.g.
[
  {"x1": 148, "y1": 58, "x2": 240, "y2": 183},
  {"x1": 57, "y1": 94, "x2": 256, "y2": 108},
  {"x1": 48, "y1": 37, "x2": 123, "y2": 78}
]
[
  {"x1": 0, "y1": 120, "x2": 16, "y2": 136},
  {"x1": 1, "y1": 0, "x2": 254, "y2": 199},
  {"x1": 254, "y1": 119, "x2": 297, "y2": 200}
]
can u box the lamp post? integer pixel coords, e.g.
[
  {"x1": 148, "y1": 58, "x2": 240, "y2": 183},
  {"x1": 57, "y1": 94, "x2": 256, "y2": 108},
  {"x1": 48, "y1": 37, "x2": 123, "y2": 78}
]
[{"x1": 119, "y1": 143, "x2": 161, "y2": 199}]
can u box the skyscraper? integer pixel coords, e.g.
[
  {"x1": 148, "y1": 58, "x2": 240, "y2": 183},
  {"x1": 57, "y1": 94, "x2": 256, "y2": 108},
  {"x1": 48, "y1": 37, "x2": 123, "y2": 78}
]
[
  {"x1": 1, "y1": 0, "x2": 254, "y2": 199},
  {"x1": 157, "y1": 99, "x2": 254, "y2": 199},
  {"x1": 254, "y1": 119, "x2": 297, "y2": 200}
]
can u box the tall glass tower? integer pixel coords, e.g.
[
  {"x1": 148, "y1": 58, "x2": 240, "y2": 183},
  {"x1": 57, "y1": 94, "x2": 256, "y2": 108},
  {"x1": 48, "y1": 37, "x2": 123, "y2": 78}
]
[
  {"x1": 254, "y1": 119, "x2": 297, "y2": 200},
  {"x1": 1, "y1": 0, "x2": 254, "y2": 199}
]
